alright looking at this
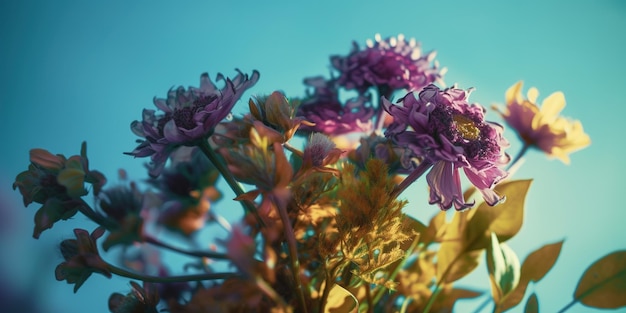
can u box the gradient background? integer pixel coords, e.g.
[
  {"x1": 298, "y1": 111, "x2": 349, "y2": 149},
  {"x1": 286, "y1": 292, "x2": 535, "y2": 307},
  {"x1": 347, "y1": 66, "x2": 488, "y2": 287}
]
[{"x1": 1, "y1": 1, "x2": 625, "y2": 312}]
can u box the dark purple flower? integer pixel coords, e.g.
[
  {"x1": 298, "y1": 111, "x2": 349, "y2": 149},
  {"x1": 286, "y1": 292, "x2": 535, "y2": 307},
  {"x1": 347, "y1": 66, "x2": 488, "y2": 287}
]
[
  {"x1": 127, "y1": 70, "x2": 260, "y2": 177},
  {"x1": 108, "y1": 281, "x2": 160, "y2": 313},
  {"x1": 297, "y1": 76, "x2": 374, "y2": 136},
  {"x1": 331, "y1": 34, "x2": 444, "y2": 94},
  {"x1": 384, "y1": 85, "x2": 510, "y2": 210}
]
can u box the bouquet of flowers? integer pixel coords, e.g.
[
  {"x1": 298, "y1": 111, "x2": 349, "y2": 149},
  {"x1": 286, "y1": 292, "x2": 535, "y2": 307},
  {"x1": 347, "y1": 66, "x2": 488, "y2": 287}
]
[{"x1": 12, "y1": 33, "x2": 623, "y2": 313}]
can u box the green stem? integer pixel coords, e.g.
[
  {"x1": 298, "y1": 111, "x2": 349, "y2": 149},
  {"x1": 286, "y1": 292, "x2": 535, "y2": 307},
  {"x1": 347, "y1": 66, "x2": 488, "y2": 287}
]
[
  {"x1": 198, "y1": 140, "x2": 265, "y2": 227},
  {"x1": 107, "y1": 263, "x2": 239, "y2": 283},
  {"x1": 276, "y1": 196, "x2": 308, "y2": 313},
  {"x1": 372, "y1": 239, "x2": 421, "y2": 303},
  {"x1": 423, "y1": 286, "x2": 442, "y2": 313},
  {"x1": 144, "y1": 235, "x2": 230, "y2": 260}
]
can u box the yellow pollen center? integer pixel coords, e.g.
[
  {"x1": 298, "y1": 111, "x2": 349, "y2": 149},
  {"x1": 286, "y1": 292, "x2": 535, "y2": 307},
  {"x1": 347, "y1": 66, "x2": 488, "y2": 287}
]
[{"x1": 453, "y1": 114, "x2": 480, "y2": 140}]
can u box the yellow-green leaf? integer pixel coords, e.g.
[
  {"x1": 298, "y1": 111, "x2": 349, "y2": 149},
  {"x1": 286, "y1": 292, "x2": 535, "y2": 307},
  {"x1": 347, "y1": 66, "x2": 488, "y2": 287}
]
[
  {"x1": 496, "y1": 241, "x2": 564, "y2": 313},
  {"x1": 574, "y1": 250, "x2": 626, "y2": 309},
  {"x1": 324, "y1": 284, "x2": 358, "y2": 313},
  {"x1": 524, "y1": 293, "x2": 538, "y2": 313},
  {"x1": 466, "y1": 180, "x2": 532, "y2": 251}
]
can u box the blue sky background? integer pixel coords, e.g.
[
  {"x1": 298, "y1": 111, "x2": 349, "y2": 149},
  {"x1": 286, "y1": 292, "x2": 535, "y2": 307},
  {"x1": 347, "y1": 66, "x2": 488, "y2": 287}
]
[{"x1": 1, "y1": 1, "x2": 625, "y2": 312}]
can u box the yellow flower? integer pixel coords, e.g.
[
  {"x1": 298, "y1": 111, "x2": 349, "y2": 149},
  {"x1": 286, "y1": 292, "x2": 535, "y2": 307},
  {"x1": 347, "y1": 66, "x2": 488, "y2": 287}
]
[{"x1": 495, "y1": 81, "x2": 591, "y2": 164}]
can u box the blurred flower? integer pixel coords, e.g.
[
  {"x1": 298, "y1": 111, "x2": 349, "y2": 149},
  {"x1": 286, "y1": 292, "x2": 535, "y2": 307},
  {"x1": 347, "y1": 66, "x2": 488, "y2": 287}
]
[
  {"x1": 351, "y1": 133, "x2": 416, "y2": 176},
  {"x1": 494, "y1": 81, "x2": 591, "y2": 164},
  {"x1": 384, "y1": 85, "x2": 510, "y2": 210},
  {"x1": 297, "y1": 76, "x2": 374, "y2": 137},
  {"x1": 98, "y1": 169, "x2": 145, "y2": 250},
  {"x1": 108, "y1": 281, "x2": 160, "y2": 313},
  {"x1": 13, "y1": 142, "x2": 106, "y2": 238},
  {"x1": 127, "y1": 70, "x2": 259, "y2": 177},
  {"x1": 55, "y1": 227, "x2": 112, "y2": 292},
  {"x1": 149, "y1": 147, "x2": 222, "y2": 236},
  {"x1": 331, "y1": 34, "x2": 444, "y2": 94}
]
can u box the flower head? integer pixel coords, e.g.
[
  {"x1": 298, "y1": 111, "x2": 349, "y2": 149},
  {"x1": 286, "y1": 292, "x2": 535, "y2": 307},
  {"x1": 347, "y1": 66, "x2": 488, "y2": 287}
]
[
  {"x1": 331, "y1": 34, "x2": 445, "y2": 93},
  {"x1": 384, "y1": 85, "x2": 510, "y2": 210},
  {"x1": 13, "y1": 142, "x2": 106, "y2": 238},
  {"x1": 108, "y1": 281, "x2": 160, "y2": 313},
  {"x1": 127, "y1": 70, "x2": 259, "y2": 177},
  {"x1": 297, "y1": 76, "x2": 374, "y2": 136},
  {"x1": 494, "y1": 81, "x2": 591, "y2": 164},
  {"x1": 98, "y1": 170, "x2": 145, "y2": 250},
  {"x1": 247, "y1": 91, "x2": 313, "y2": 144},
  {"x1": 55, "y1": 227, "x2": 112, "y2": 292},
  {"x1": 149, "y1": 147, "x2": 221, "y2": 236}
]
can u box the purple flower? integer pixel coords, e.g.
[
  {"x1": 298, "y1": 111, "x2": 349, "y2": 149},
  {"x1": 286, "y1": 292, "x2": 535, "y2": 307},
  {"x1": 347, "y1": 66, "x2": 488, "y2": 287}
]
[
  {"x1": 384, "y1": 85, "x2": 510, "y2": 210},
  {"x1": 331, "y1": 34, "x2": 444, "y2": 94},
  {"x1": 297, "y1": 76, "x2": 374, "y2": 136},
  {"x1": 127, "y1": 70, "x2": 259, "y2": 177}
]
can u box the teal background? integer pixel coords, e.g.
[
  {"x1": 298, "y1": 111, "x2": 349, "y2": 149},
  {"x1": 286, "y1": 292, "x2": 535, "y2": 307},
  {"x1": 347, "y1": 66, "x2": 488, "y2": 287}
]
[{"x1": 1, "y1": 1, "x2": 625, "y2": 312}]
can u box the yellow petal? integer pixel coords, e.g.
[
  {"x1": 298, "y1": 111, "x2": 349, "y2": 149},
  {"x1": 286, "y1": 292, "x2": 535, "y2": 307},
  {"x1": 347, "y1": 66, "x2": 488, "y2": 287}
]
[
  {"x1": 527, "y1": 87, "x2": 539, "y2": 104},
  {"x1": 505, "y1": 81, "x2": 524, "y2": 104},
  {"x1": 540, "y1": 91, "x2": 566, "y2": 119}
]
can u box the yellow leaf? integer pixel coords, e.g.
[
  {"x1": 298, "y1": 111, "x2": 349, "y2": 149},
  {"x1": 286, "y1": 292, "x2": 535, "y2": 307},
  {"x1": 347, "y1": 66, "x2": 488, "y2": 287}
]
[
  {"x1": 466, "y1": 179, "x2": 532, "y2": 251},
  {"x1": 524, "y1": 293, "x2": 538, "y2": 313},
  {"x1": 574, "y1": 250, "x2": 626, "y2": 309},
  {"x1": 324, "y1": 284, "x2": 358, "y2": 313}
]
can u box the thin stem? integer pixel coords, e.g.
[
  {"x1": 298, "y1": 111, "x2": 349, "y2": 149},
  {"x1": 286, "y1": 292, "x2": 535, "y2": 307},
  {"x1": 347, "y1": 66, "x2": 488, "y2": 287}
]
[
  {"x1": 507, "y1": 143, "x2": 529, "y2": 171},
  {"x1": 144, "y1": 235, "x2": 230, "y2": 260},
  {"x1": 390, "y1": 161, "x2": 433, "y2": 199},
  {"x1": 276, "y1": 196, "x2": 308, "y2": 313},
  {"x1": 423, "y1": 286, "x2": 442, "y2": 313},
  {"x1": 556, "y1": 300, "x2": 577, "y2": 313},
  {"x1": 107, "y1": 263, "x2": 239, "y2": 283},
  {"x1": 471, "y1": 296, "x2": 492, "y2": 313},
  {"x1": 255, "y1": 276, "x2": 290, "y2": 310},
  {"x1": 372, "y1": 239, "x2": 421, "y2": 303},
  {"x1": 76, "y1": 199, "x2": 117, "y2": 230},
  {"x1": 198, "y1": 140, "x2": 265, "y2": 227}
]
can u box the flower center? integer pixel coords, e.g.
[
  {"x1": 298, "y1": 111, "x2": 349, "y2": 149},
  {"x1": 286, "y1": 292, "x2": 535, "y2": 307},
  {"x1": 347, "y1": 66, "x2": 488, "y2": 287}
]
[{"x1": 453, "y1": 114, "x2": 480, "y2": 141}]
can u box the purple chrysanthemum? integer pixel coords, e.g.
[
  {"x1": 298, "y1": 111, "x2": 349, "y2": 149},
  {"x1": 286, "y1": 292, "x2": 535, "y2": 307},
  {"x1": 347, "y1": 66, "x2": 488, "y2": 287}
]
[
  {"x1": 127, "y1": 70, "x2": 259, "y2": 177},
  {"x1": 384, "y1": 84, "x2": 510, "y2": 211},
  {"x1": 297, "y1": 76, "x2": 374, "y2": 136},
  {"x1": 331, "y1": 34, "x2": 445, "y2": 94}
]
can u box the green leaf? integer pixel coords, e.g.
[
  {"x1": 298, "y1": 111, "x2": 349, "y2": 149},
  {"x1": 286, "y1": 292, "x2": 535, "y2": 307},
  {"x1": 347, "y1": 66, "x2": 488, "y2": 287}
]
[
  {"x1": 324, "y1": 284, "x2": 358, "y2": 313},
  {"x1": 524, "y1": 293, "x2": 538, "y2": 313},
  {"x1": 574, "y1": 250, "x2": 626, "y2": 309},
  {"x1": 496, "y1": 240, "x2": 564, "y2": 312},
  {"x1": 486, "y1": 232, "x2": 521, "y2": 302}
]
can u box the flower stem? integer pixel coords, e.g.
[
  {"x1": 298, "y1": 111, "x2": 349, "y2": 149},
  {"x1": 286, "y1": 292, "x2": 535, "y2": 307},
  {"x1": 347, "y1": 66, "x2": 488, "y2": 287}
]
[
  {"x1": 144, "y1": 235, "x2": 230, "y2": 260},
  {"x1": 391, "y1": 161, "x2": 432, "y2": 199},
  {"x1": 507, "y1": 143, "x2": 530, "y2": 171},
  {"x1": 556, "y1": 300, "x2": 577, "y2": 313},
  {"x1": 423, "y1": 285, "x2": 442, "y2": 313},
  {"x1": 198, "y1": 140, "x2": 265, "y2": 227},
  {"x1": 372, "y1": 238, "x2": 421, "y2": 303},
  {"x1": 75, "y1": 199, "x2": 117, "y2": 230},
  {"x1": 107, "y1": 263, "x2": 239, "y2": 283},
  {"x1": 276, "y1": 196, "x2": 308, "y2": 313}
]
